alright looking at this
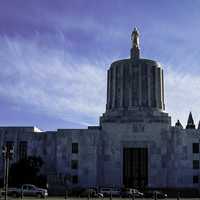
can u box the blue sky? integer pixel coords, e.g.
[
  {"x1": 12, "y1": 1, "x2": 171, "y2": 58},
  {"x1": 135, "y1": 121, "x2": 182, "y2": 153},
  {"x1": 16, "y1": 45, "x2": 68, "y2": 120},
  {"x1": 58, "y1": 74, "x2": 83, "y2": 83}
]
[{"x1": 1, "y1": 0, "x2": 200, "y2": 130}]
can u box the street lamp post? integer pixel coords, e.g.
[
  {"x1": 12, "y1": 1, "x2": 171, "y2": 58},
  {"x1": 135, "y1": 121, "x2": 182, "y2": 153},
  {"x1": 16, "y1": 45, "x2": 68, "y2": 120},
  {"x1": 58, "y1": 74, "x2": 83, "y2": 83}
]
[{"x1": 2, "y1": 144, "x2": 14, "y2": 200}]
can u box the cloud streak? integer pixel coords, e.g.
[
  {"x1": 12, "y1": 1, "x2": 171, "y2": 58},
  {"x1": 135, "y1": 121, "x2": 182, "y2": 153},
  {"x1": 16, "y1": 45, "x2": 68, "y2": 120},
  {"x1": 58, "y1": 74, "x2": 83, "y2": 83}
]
[
  {"x1": 0, "y1": 33, "x2": 107, "y2": 127},
  {"x1": 165, "y1": 67, "x2": 200, "y2": 127}
]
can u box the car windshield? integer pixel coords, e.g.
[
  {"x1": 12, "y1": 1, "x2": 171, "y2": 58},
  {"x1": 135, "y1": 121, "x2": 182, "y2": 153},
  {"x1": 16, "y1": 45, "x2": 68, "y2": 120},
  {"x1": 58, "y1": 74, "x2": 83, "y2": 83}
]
[{"x1": 29, "y1": 185, "x2": 36, "y2": 190}]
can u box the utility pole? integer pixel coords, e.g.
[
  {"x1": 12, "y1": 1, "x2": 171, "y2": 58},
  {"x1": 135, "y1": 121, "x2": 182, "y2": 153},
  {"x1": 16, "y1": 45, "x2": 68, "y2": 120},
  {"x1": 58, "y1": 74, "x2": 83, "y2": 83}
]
[{"x1": 2, "y1": 144, "x2": 14, "y2": 200}]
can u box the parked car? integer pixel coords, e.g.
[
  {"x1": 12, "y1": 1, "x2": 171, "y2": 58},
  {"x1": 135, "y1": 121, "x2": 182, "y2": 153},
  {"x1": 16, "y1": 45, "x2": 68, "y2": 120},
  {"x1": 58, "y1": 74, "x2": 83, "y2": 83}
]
[
  {"x1": 79, "y1": 188, "x2": 103, "y2": 198},
  {"x1": 121, "y1": 188, "x2": 144, "y2": 198},
  {"x1": 100, "y1": 187, "x2": 121, "y2": 197},
  {"x1": 68, "y1": 187, "x2": 103, "y2": 198},
  {"x1": 144, "y1": 190, "x2": 167, "y2": 198},
  {"x1": 8, "y1": 184, "x2": 48, "y2": 198}
]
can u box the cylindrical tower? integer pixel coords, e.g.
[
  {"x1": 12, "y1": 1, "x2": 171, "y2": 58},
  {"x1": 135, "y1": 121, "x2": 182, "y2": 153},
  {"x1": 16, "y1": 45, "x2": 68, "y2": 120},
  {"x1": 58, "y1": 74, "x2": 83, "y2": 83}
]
[
  {"x1": 106, "y1": 59, "x2": 165, "y2": 111},
  {"x1": 101, "y1": 28, "x2": 169, "y2": 123}
]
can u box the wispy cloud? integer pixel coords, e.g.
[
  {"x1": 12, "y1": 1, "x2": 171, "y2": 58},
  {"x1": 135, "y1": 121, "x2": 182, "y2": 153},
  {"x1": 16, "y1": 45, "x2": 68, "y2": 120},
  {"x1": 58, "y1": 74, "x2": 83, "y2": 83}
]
[
  {"x1": 0, "y1": 34, "x2": 107, "y2": 126},
  {"x1": 165, "y1": 67, "x2": 200, "y2": 127}
]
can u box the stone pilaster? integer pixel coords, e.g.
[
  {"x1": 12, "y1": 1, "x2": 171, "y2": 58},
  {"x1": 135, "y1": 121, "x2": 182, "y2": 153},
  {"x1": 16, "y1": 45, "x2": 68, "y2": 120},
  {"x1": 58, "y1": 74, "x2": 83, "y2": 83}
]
[
  {"x1": 112, "y1": 66, "x2": 117, "y2": 109},
  {"x1": 147, "y1": 65, "x2": 151, "y2": 107},
  {"x1": 120, "y1": 64, "x2": 124, "y2": 108},
  {"x1": 157, "y1": 68, "x2": 162, "y2": 109},
  {"x1": 106, "y1": 69, "x2": 110, "y2": 110},
  {"x1": 128, "y1": 64, "x2": 133, "y2": 108},
  {"x1": 138, "y1": 64, "x2": 142, "y2": 106},
  {"x1": 155, "y1": 66, "x2": 158, "y2": 108},
  {"x1": 161, "y1": 69, "x2": 165, "y2": 110},
  {"x1": 111, "y1": 67, "x2": 114, "y2": 109}
]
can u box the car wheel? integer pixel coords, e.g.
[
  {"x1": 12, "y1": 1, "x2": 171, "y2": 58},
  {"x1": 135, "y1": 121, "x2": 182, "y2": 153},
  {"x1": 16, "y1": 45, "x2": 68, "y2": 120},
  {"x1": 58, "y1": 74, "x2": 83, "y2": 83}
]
[
  {"x1": 37, "y1": 193, "x2": 43, "y2": 198},
  {"x1": 98, "y1": 193, "x2": 103, "y2": 198},
  {"x1": 12, "y1": 192, "x2": 17, "y2": 198}
]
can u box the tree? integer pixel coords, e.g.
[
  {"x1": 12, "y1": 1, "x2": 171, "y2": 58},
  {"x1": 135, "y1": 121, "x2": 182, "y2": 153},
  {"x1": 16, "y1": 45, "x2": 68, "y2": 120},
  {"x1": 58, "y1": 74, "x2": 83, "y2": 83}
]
[{"x1": 9, "y1": 156, "x2": 46, "y2": 187}]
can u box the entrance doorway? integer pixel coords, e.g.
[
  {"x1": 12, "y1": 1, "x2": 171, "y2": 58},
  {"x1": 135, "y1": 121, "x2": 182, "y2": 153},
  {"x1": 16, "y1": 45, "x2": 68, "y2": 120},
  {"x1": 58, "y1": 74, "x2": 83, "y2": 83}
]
[{"x1": 123, "y1": 148, "x2": 148, "y2": 188}]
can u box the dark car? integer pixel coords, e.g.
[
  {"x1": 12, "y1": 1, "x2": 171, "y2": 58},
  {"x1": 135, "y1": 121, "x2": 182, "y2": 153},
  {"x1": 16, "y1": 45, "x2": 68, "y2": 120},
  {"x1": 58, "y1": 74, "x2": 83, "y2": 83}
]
[
  {"x1": 70, "y1": 188, "x2": 102, "y2": 198},
  {"x1": 100, "y1": 188, "x2": 121, "y2": 197},
  {"x1": 144, "y1": 190, "x2": 167, "y2": 198},
  {"x1": 121, "y1": 188, "x2": 144, "y2": 198},
  {"x1": 79, "y1": 188, "x2": 98, "y2": 197}
]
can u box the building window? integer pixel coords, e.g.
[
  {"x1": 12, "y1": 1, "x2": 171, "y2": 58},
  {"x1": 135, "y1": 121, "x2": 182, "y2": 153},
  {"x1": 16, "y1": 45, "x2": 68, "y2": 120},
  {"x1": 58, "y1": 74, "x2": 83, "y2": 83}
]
[
  {"x1": 19, "y1": 141, "x2": 28, "y2": 160},
  {"x1": 72, "y1": 143, "x2": 78, "y2": 154},
  {"x1": 72, "y1": 175, "x2": 78, "y2": 184},
  {"x1": 193, "y1": 143, "x2": 199, "y2": 153},
  {"x1": 71, "y1": 160, "x2": 78, "y2": 169},
  {"x1": 193, "y1": 160, "x2": 199, "y2": 169},
  {"x1": 193, "y1": 175, "x2": 199, "y2": 184}
]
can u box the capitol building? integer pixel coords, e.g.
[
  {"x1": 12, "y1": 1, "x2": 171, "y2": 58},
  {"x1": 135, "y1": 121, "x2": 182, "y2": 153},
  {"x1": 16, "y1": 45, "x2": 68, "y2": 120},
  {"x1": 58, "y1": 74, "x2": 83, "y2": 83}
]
[{"x1": 0, "y1": 28, "x2": 200, "y2": 192}]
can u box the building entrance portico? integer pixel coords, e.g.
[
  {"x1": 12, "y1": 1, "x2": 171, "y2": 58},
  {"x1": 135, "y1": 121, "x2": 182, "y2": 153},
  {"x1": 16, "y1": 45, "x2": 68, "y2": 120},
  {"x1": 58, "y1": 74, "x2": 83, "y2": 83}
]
[{"x1": 123, "y1": 148, "x2": 148, "y2": 188}]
